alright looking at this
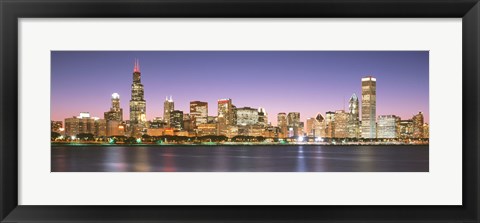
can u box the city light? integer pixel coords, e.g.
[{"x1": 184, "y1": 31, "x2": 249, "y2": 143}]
[{"x1": 52, "y1": 62, "x2": 429, "y2": 145}]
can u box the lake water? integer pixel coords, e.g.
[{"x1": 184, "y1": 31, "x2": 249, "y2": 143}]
[{"x1": 51, "y1": 145, "x2": 428, "y2": 172}]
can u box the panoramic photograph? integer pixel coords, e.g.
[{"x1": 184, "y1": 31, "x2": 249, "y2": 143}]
[{"x1": 51, "y1": 51, "x2": 429, "y2": 172}]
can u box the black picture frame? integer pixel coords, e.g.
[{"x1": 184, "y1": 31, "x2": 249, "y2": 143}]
[{"x1": 1, "y1": 0, "x2": 479, "y2": 222}]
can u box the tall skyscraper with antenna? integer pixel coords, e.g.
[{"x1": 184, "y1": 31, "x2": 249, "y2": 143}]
[{"x1": 129, "y1": 59, "x2": 147, "y2": 136}]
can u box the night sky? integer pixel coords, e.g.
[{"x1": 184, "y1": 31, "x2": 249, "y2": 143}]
[{"x1": 51, "y1": 51, "x2": 429, "y2": 125}]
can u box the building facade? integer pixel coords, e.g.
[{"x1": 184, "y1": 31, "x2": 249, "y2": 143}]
[
  {"x1": 377, "y1": 115, "x2": 397, "y2": 138},
  {"x1": 257, "y1": 107, "x2": 268, "y2": 127},
  {"x1": 277, "y1": 113, "x2": 288, "y2": 138},
  {"x1": 64, "y1": 112, "x2": 95, "y2": 137},
  {"x1": 314, "y1": 113, "x2": 326, "y2": 138},
  {"x1": 163, "y1": 96, "x2": 174, "y2": 127},
  {"x1": 129, "y1": 59, "x2": 147, "y2": 136},
  {"x1": 104, "y1": 93, "x2": 123, "y2": 122},
  {"x1": 334, "y1": 110, "x2": 349, "y2": 138},
  {"x1": 287, "y1": 112, "x2": 301, "y2": 137},
  {"x1": 51, "y1": 121, "x2": 63, "y2": 133},
  {"x1": 217, "y1": 98, "x2": 233, "y2": 135},
  {"x1": 236, "y1": 107, "x2": 259, "y2": 126},
  {"x1": 170, "y1": 110, "x2": 184, "y2": 130},
  {"x1": 361, "y1": 76, "x2": 377, "y2": 138},
  {"x1": 412, "y1": 111, "x2": 424, "y2": 138},
  {"x1": 325, "y1": 111, "x2": 335, "y2": 138},
  {"x1": 347, "y1": 93, "x2": 360, "y2": 138},
  {"x1": 190, "y1": 101, "x2": 208, "y2": 128}
]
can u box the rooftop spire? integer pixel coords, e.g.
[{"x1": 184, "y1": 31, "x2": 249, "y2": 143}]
[{"x1": 133, "y1": 59, "x2": 140, "y2": 73}]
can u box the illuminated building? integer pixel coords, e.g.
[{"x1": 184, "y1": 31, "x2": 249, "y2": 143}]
[
  {"x1": 287, "y1": 112, "x2": 301, "y2": 137},
  {"x1": 106, "y1": 120, "x2": 125, "y2": 137},
  {"x1": 207, "y1": 116, "x2": 217, "y2": 124},
  {"x1": 397, "y1": 119, "x2": 414, "y2": 139},
  {"x1": 298, "y1": 122, "x2": 305, "y2": 136},
  {"x1": 104, "y1": 93, "x2": 123, "y2": 121},
  {"x1": 149, "y1": 117, "x2": 166, "y2": 129},
  {"x1": 277, "y1": 113, "x2": 288, "y2": 138},
  {"x1": 183, "y1": 114, "x2": 193, "y2": 131},
  {"x1": 190, "y1": 101, "x2": 208, "y2": 128},
  {"x1": 146, "y1": 128, "x2": 165, "y2": 137},
  {"x1": 94, "y1": 118, "x2": 107, "y2": 137},
  {"x1": 236, "y1": 107, "x2": 259, "y2": 126},
  {"x1": 170, "y1": 110, "x2": 184, "y2": 130},
  {"x1": 64, "y1": 112, "x2": 95, "y2": 137},
  {"x1": 412, "y1": 112, "x2": 424, "y2": 138},
  {"x1": 325, "y1": 111, "x2": 335, "y2": 138},
  {"x1": 423, "y1": 123, "x2": 429, "y2": 139},
  {"x1": 377, "y1": 115, "x2": 397, "y2": 138},
  {"x1": 164, "y1": 96, "x2": 174, "y2": 127},
  {"x1": 334, "y1": 110, "x2": 348, "y2": 138},
  {"x1": 347, "y1": 93, "x2": 360, "y2": 138},
  {"x1": 264, "y1": 126, "x2": 280, "y2": 138},
  {"x1": 232, "y1": 105, "x2": 237, "y2": 125},
  {"x1": 226, "y1": 125, "x2": 239, "y2": 138},
  {"x1": 306, "y1": 118, "x2": 315, "y2": 137},
  {"x1": 314, "y1": 113, "x2": 326, "y2": 138},
  {"x1": 361, "y1": 76, "x2": 377, "y2": 138},
  {"x1": 51, "y1": 121, "x2": 63, "y2": 133},
  {"x1": 65, "y1": 117, "x2": 79, "y2": 137},
  {"x1": 257, "y1": 107, "x2": 268, "y2": 127},
  {"x1": 129, "y1": 59, "x2": 147, "y2": 136},
  {"x1": 237, "y1": 125, "x2": 265, "y2": 137},
  {"x1": 217, "y1": 99, "x2": 234, "y2": 135},
  {"x1": 197, "y1": 123, "x2": 217, "y2": 136}
]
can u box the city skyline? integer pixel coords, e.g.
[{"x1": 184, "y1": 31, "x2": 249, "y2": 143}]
[{"x1": 51, "y1": 51, "x2": 429, "y2": 125}]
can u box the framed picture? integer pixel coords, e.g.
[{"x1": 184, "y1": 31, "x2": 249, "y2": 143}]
[{"x1": 1, "y1": 0, "x2": 478, "y2": 222}]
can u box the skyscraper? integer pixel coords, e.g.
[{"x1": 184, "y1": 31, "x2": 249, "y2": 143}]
[
  {"x1": 236, "y1": 107, "x2": 259, "y2": 126},
  {"x1": 314, "y1": 113, "x2": 326, "y2": 138},
  {"x1": 277, "y1": 113, "x2": 288, "y2": 138},
  {"x1": 104, "y1": 93, "x2": 123, "y2": 121},
  {"x1": 164, "y1": 96, "x2": 174, "y2": 127},
  {"x1": 170, "y1": 110, "x2": 184, "y2": 130},
  {"x1": 217, "y1": 99, "x2": 233, "y2": 135},
  {"x1": 412, "y1": 111, "x2": 424, "y2": 138},
  {"x1": 287, "y1": 112, "x2": 301, "y2": 137},
  {"x1": 325, "y1": 111, "x2": 335, "y2": 138},
  {"x1": 129, "y1": 59, "x2": 147, "y2": 136},
  {"x1": 257, "y1": 107, "x2": 268, "y2": 127},
  {"x1": 377, "y1": 115, "x2": 397, "y2": 138},
  {"x1": 190, "y1": 101, "x2": 208, "y2": 128},
  {"x1": 361, "y1": 76, "x2": 377, "y2": 138},
  {"x1": 306, "y1": 118, "x2": 315, "y2": 137},
  {"x1": 334, "y1": 110, "x2": 348, "y2": 138},
  {"x1": 347, "y1": 93, "x2": 360, "y2": 138}
]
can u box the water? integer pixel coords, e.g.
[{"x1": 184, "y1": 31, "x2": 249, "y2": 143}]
[{"x1": 51, "y1": 145, "x2": 428, "y2": 172}]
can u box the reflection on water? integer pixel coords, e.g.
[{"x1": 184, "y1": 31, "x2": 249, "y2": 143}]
[{"x1": 51, "y1": 145, "x2": 429, "y2": 172}]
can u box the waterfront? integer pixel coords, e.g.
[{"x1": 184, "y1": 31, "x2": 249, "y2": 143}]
[{"x1": 51, "y1": 145, "x2": 428, "y2": 172}]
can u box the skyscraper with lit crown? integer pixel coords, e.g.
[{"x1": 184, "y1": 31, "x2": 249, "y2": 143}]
[
  {"x1": 164, "y1": 96, "x2": 174, "y2": 127},
  {"x1": 129, "y1": 59, "x2": 146, "y2": 136},
  {"x1": 361, "y1": 76, "x2": 376, "y2": 138},
  {"x1": 104, "y1": 93, "x2": 123, "y2": 121}
]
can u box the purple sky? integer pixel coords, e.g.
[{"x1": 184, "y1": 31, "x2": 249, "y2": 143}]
[{"x1": 51, "y1": 51, "x2": 429, "y2": 125}]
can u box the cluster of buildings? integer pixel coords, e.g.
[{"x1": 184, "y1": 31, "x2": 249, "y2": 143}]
[{"x1": 51, "y1": 61, "x2": 429, "y2": 142}]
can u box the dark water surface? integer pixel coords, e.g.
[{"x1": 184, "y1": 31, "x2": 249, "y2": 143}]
[{"x1": 51, "y1": 145, "x2": 428, "y2": 172}]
